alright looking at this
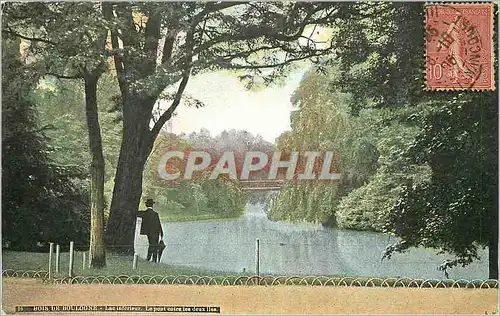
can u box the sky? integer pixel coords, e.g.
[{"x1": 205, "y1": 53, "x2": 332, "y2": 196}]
[
  {"x1": 160, "y1": 23, "x2": 335, "y2": 144},
  {"x1": 166, "y1": 68, "x2": 308, "y2": 144}
]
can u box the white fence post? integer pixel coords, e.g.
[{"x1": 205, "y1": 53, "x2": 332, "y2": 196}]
[
  {"x1": 88, "y1": 248, "x2": 92, "y2": 269},
  {"x1": 68, "y1": 241, "x2": 74, "y2": 277},
  {"x1": 55, "y1": 244, "x2": 60, "y2": 273},
  {"x1": 48, "y1": 243, "x2": 54, "y2": 279}
]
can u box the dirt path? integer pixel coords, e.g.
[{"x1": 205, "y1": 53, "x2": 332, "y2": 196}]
[{"x1": 2, "y1": 278, "x2": 498, "y2": 314}]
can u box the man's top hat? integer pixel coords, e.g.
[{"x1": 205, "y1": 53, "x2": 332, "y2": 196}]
[{"x1": 145, "y1": 198, "x2": 155, "y2": 207}]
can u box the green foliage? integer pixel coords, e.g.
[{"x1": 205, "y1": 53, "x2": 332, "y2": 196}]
[
  {"x1": 3, "y1": 1, "x2": 496, "y2": 278},
  {"x1": 390, "y1": 95, "x2": 497, "y2": 266},
  {"x1": 330, "y1": 2, "x2": 498, "y2": 277},
  {"x1": 2, "y1": 39, "x2": 90, "y2": 250},
  {"x1": 5, "y1": 2, "x2": 396, "y2": 250},
  {"x1": 331, "y1": 2, "x2": 426, "y2": 113},
  {"x1": 336, "y1": 109, "x2": 432, "y2": 231},
  {"x1": 269, "y1": 182, "x2": 339, "y2": 224},
  {"x1": 151, "y1": 179, "x2": 246, "y2": 222},
  {"x1": 3, "y1": 2, "x2": 109, "y2": 77},
  {"x1": 141, "y1": 130, "x2": 266, "y2": 221},
  {"x1": 33, "y1": 73, "x2": 122, "y2": 210},
  {"x1": 201, "y1": 180, "x2": 246, "y2": 218},
  {"x1": 269, "y1": 66, "x2": 386, "y2": 224}
]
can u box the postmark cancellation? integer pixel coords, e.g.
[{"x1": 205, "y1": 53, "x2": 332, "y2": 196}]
[{"x1": 425, "y1": 3, "x2": 495, "y2": 91}]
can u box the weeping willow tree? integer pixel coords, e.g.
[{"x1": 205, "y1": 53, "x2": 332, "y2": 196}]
[
  {"x1": 335, "y1": 108, "x2": 432, "y2": 231},
  {"x1": 269, "y1": 63, "x2": 429, "y2": 227},
  {"x1": 269, "y1": 65, "x2": 364, "y2": 224}
]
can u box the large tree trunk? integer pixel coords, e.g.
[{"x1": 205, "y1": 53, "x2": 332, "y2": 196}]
[
  {"x1": 102, "y1": 2, "x2": 187, "y2": 255},
  {"x1": 85, "y1": 75, "x2": 106, "y2": 268},
  {"x1": 105, "y1": 97, "x2": 155, "y2": 254},
  {"x1": 105, "y1": 143, "x2": 145, "y2": 254}
]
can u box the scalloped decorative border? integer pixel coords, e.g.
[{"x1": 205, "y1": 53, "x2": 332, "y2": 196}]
[
  {"x1": 424, "y1": 2, "x2": 496, "y2": 91},
  {"x1": 2, "y1": 269, "x2": 498, "y2": 288}
]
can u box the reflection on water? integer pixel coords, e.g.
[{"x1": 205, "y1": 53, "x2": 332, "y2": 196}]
[{"x1": 134, "y1": 204, "x2": 488, "y2": 279}]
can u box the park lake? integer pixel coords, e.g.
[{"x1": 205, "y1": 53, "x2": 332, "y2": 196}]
[{"x1": 135, "y1": 203, "x2": 488, "y2": 280}]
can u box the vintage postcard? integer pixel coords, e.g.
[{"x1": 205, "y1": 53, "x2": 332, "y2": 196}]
[{"x1": 2, "y1": 1, "x2": 498, "y2": 315}]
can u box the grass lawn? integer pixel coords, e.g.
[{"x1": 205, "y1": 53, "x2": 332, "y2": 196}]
[
  {"x1": 3, "y1": 251, "x2": 497, "y2": 288},
  {"x1": 2, "y1": 250, "x2": 414, "y2": 283},
  {"x1": 2, "y1": 250, "x2": 234, "y2": 278}
]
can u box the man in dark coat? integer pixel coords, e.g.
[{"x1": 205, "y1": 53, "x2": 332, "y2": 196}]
[{"x1": 137, "y1": 198, "x2": 164, "y2": 262}]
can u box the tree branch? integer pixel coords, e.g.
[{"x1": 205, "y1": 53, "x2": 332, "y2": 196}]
[
  {"x1": 160, "y1": 30, "x2": 177, "y2": 65},
  {"x1": 150, "y1": 5, "x2": 206, "y2": 138},
  {"x1": 192, "y1": 12, "x2": 313, "y2": 56},
  {"x1": 206, "y1": 2, "x2": 244, "y2": 11},
  {"x1": 215, "y1": 45, "x2": 276, "y2": 62},
  {"x1": 114, "y1": 3, "x2": 138, "y2": 49},
  {"x1": 143, "y1": 10, "x2": 161, "y2": 57},
  {"x1": 200, "y1": 43, "x2": 333, "y2": 71},
  {"x1": 46, "y1": 72, "x2": 82, "y2": 79},
  {"x1": 102, "y1": 2, "x2": 128, "y2": 96},
  {"x1": 224, "y1": 55, "x2": 317, "y2": 70},
  {"x1": 193, "y1": 3, "x2": 340, "y2": 56},
  {"x1": 3, "y1": 28, "x2": 57, "y2": 45},
  {"x1": 150, "y1": 72, "x2": 190, "y2": 138}
]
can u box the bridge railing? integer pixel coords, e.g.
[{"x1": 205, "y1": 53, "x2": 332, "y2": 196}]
[{"x1": 239, "y1": 180, "x2": 286, "y2": 191}]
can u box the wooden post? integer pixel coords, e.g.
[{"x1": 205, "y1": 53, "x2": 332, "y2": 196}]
[
  {"x1": 48, "y1": 243, "x2": 54, "y2": 279},
  {"x1": 82, "y1": 252, "x2": 86, "y2": 270},
  {"x1": 68, "y1": 241, "x2": 74, "y2": 277},
  {"x1": 132, "y1": 253, "x2": 138, "y2": 270},
  {"x1": 55, "y1": 244, "x2": 60, "y2": 273},
  {"x1": 255, "y1": 238, "x2": 260, "y2": 276}
]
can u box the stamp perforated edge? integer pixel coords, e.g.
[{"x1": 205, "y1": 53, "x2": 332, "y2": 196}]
[{"x1": 423, "y1": 2, "x2": 496, "y2": 91}]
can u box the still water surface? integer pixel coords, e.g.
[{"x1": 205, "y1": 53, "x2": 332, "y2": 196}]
[{"x1": 134, "y1": 204, "x2": 488, "y2": 279}]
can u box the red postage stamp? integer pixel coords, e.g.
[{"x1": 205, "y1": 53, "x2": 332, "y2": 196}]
[{"x1": 425, "y1": 3, "x2": 495, "y2": 90}]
